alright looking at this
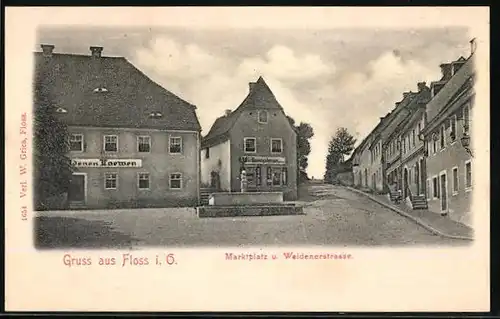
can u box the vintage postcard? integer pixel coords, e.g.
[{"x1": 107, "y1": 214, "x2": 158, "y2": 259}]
[{"x1": 5, "y1": 7, "x2": 490, "y2": 312}]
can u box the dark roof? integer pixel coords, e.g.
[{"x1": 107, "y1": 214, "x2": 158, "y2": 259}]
[
  {"x1": 425, "y1": 56, "x2": 474, "y2": 127},
  {"x1": 34, "y1": 51, "x2": 201, "y2": 131},
  {"x1": 201, "y1": 76, "x2": 294, "y2": 148}
]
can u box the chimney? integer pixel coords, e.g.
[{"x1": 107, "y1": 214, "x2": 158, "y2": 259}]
[
  {"x1": 470, "y1": 38, "x2": 477, "y2": 55},
  {"x1": 402, "y1": 92, "x2": 411, "y2": 98},
  {"x1": 417, "y1": 82, "x2": 427, "y2": 92},
  {"x1": 90, "y1": 46, "x2": 103, "y2": 58},
  {"x1": 440, "y1": 63, "x2": 452, "y2": 80},
  {"x1": 41, "y1": 44, "x2": 55, "y2": 57},
  {"x1": 224, "y1": 109, "x2": 232, "y2": 117},
  {"x1": 249, "y1": 82, "x2": 256, "y2": 92}
]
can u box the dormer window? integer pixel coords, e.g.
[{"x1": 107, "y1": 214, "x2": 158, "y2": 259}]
[
  {"x1": 93, "y1": 87, "x2": 109, "y2": 93},
  {"x1": 149, "y1": 112, "x2": 163, "y2": 118},
  {"x1": 55, "y1": 107, "x2": 68, "y2": 114},
  {"x1": 258, "y1": 110, "x2": 268, "y2": 124}
]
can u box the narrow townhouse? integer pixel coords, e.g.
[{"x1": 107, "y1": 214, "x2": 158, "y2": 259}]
[
  {"x1": 200, "y1": 76, "x2": 298, "y2": 200},
  {"x1": 420, "y1": 48, "x2": 474, "y2": 226},
  {"x1": 34, "y1": 44, "x2": 202, "y2": 209}
]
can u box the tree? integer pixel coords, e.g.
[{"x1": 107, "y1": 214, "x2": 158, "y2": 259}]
[
  {"x1": 288, "y1": 116, "x2": 314, "y2": 183},
  {"x1": 324, "y1": 127, "x2": 356, "y2": 184},
  {"x1": 33, "y1": 65, "x2": 73, "y2": 210}
]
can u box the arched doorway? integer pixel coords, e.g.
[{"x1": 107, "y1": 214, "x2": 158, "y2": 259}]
[{"x1": 403, "y1": 168, "x2": 409, "y2": 198}]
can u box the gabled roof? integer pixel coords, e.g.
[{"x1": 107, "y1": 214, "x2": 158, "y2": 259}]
[
  {"x1": 424, "y1": 56, "x2": 474, "y2": 130},
  {"x1": 34, "y1": 50, "x2": 201, "y2": 131},
  {"x1": 201, "y1": 76, "x2": 294, "y2": 148}
]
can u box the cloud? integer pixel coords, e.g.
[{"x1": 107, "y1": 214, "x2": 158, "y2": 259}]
[
  {"x1": 134, "y1": 37, "x2": 225, "y2": 80},
  {"x1": 131, "y1": 34, "x2": 466, "y2": 179},
  {"x1": 237, "y1": 44, "x2": 335, "y2": 82}
]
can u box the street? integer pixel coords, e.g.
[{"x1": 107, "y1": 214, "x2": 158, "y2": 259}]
[{"x1": 35, "y1": 183, "x2": 469, "y2": 249}]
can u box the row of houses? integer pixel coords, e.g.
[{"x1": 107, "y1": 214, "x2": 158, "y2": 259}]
[
  {"x1": 349, "y1": 39, "x2": 476, "y2": 227},
  {"x1": 35, "y1": 44, "x2": 298, "y2": 210}
]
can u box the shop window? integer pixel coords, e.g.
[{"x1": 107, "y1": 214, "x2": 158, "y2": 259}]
[
  {"x1": 272, "y1": 168, "x2": 281, "y2": 186},
  {"x1": 282, "y1": 167, "x2": 288, "y2": 185},
  {"x1": 256, "y1": 166, "x2": 262, "y2": 186},
  {"x1": 267, "y1": 167, "x2": 272, "y2": 185}
]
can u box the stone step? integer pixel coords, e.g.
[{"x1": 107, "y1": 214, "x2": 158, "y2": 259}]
[{"x1": 197, "y1": 204, "x2": 304, "y2": 218}]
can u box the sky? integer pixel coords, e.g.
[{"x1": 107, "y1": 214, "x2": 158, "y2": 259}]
[{"x1": 37, "y1": 26, "x2": 471, "y2": 178}]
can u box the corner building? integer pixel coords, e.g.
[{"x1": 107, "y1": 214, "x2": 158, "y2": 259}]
[
  {"x1": 34, "y1": 45, "x2": 201, "y2": 209},
  {"x1": 200, "y1": 77, "x2": 298, "y2": 201}
]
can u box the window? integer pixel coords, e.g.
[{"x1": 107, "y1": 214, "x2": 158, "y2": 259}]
[
  {"x1": 104, "y1": 135, "x2": 118, "y2": 152},
  {"x1": 417, "y1": 123, "x2": 421, "y2": 135},
  {"x1": 258, "y1": 110, "x2": 268, "y2": 123},
  {"x1": 169, "y1": 137, "x2": 182, "y2": 154},
  {"x1": 440, "y1": 125, "x2": 445, "y2": 149},
  {"x1": 205, "y1": 147, "x2": 210, "y2": 159},
  {"x1": 267, "y1": 167, "x2": 272, "y2": 185},
  {"x1": 465, "y1": 161, "x2": 472, "y2": 189},
  {"x1": 70, "y1": 134, "x2": 84, "y2": 152},
  {"x1": 138, "y1": 173, "x2": 150, "y2": 190},
  {"x1": 244, "y1": 137, "x2": 256, "y2": 153},
  {"x1": 271, "y1": 138, "x2": 283, "y2": 153},
  {"x1": 432, "y1": 177, "x2": 439, "y2": 198},
  {"x1": 256, "y1": 166, "x2": 262, "y2": 186},
  {"x1": 272, "y1": 168, "x2": 281, "y2": 186},
  {"x1": 452, "y1": 167, "x2": 459, "y2": 195},
  {"x1": 169, "y1": 173, "x2": 182, "y2": 189},
  {"x1": 432, "y1": 134, "x2": 437, "y2": 154},
  {"x1": 403, "y1": 139, "x2": 406, "y2": 154},
  {"x1": 137, "y1": 136, "x2": 151, "y2": 153},
  {"x1": 105, "y1": 173, "x2": 117, "y2": 190},
  {"x1": 463, "y1": 105, "x2": 470, "y2": 134},
  {"x1": 450, "y1": 115, "x2": 457, "y2": 142},
  {"x1": 282, "y1": 167, "x2": 288, "y2": 185}
]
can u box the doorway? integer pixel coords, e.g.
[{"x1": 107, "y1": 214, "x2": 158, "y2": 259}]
[
  {"x1": 210, "y1": 171, "x2": 220, "y2": 190},
  {"x1": 403, "y1": 168, "x2": 409, "y2": 198},
  {"x1": 440, "y1": 172, "x2": 448, "y2": 213},
  {"x1": 420, "y1": 158, "x2": 426, "y2": 196},
  {"x1": 68, "y1": 173, "x2": 86, "y2": 202}
]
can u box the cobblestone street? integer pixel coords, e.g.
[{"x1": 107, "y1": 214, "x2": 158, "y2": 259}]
[{"x1": 35, "y1": 183, "x2": 471, "y2": 249}]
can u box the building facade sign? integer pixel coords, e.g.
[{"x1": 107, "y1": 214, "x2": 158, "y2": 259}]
[
  {"x1": 241, "y1": 156, "x2": 286, "y2": 165},
  {"x1": 72, "y1": 158, "x2": 143, "y2": 168}
]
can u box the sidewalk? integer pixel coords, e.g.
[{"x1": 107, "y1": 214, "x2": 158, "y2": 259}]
[{"x1": 345, "y1": 187, "x2": 474, "y2": 240}]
